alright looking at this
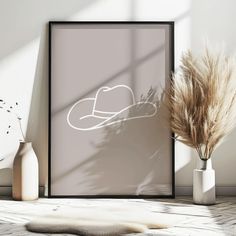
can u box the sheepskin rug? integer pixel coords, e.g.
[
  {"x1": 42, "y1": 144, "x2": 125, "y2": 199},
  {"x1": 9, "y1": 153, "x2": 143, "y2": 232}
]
[{"x1": 26, "y1": 205, "x2": 186, "y2": 235}]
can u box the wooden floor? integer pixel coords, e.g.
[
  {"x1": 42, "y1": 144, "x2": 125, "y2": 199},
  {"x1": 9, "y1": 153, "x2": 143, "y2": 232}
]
[{"x1": 0, "y1": 197, "x2": 235, "y2": 235}]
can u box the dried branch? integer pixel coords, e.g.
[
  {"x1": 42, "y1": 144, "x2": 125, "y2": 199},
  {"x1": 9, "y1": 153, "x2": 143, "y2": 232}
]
[
  {"x1": 0, "y1": 99, "x2": 25, "y2": 141},
  {"x1": 167, "y1": 48, "x2": 236, "y2": 160}
]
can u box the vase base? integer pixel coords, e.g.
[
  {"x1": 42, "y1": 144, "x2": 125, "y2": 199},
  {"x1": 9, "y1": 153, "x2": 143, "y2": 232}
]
[
  {"x1": 13, "y1": 196, "x2": 38, "y2": 201},
  {"x1": 193, "y1": 200, "x2": 216, "y2": 206}
]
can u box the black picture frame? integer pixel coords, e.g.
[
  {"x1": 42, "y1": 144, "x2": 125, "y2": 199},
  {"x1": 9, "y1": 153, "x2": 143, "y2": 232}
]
[{"x1": 48, "y1": 21, "x2": 175, "y2": 198}]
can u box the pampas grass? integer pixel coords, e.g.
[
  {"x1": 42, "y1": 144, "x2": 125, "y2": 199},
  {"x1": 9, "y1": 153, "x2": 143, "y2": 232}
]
[{"x1": 169, "y1": 48, "x2": 236, "y2": 160}]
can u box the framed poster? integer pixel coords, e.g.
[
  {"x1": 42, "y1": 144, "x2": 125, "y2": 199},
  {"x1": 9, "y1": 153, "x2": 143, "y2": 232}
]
[{"x1": 49, "y1": 22, "x2": 175, "y2": 197}]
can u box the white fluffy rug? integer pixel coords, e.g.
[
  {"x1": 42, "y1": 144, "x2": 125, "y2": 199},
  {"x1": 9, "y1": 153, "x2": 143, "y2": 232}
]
[{"x1": 26, "y1": 205, "x2": 185, "y2": 235}]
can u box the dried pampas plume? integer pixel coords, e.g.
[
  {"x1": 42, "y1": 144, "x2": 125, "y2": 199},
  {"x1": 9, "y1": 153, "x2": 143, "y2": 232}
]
[{"x1": 168, "y1": 48, "x2": 236, "y2": 160}]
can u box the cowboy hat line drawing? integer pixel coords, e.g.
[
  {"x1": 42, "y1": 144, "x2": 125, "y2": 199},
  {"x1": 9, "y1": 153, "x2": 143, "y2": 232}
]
[{"x1": 67, "y1": 84, "x2": 157, "y2": 131}]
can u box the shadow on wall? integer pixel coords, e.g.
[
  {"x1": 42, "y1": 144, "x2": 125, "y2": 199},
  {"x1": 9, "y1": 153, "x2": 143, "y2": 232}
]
[
  {"x1": 0, "y1": 0, "x2": 99, "y2": 187},
  {"x1": 0, "y1": 168, "x2": 12, "y2": 187},
  {"x1": 16, "y1": 0, "x2": 98, "y2": 188},
  {"x1": 25, "y1": 27, "x2": 49, "y2": 190},
  {"x1": 53, "y1": 88, "x2": 172, "y2": 195}
]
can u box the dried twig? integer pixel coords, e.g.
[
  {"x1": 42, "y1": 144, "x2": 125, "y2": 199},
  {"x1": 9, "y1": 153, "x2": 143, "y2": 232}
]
[{"x1": 0, "y1": 99, "x2": 24, "y2": 141}]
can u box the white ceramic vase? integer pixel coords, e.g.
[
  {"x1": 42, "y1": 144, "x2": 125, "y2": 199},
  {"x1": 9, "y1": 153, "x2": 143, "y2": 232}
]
[
  {"x1": 193, "y1": 158, "x2": 215, "y2": 205},
  {"x1": 12, "y1": 142, "x2": 39, "y2": 201}
]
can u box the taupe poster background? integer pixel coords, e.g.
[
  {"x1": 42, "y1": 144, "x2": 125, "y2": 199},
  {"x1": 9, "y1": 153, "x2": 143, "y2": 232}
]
[{"x1": 50, "y1": 23, "x2": 174, "y2": 196}]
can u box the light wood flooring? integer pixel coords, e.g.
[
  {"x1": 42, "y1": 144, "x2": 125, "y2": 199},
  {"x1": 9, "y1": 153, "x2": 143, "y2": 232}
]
[{"x1": 0, "y1": 197, "x2": 235, "y2": 235}]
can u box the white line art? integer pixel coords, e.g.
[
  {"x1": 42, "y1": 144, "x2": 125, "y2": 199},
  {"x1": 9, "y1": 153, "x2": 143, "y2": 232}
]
[{"x1": 67, "y1": 85, "x2": 157, "y2": 131}]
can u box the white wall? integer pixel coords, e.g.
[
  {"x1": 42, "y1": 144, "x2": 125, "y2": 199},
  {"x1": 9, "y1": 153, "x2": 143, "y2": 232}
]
[
  {"x1": 177, "y1": 0, "x2": 236, "y2": 188},
  {"x1": 0, "y1": 0, "x2": 235, "y2": 192}
]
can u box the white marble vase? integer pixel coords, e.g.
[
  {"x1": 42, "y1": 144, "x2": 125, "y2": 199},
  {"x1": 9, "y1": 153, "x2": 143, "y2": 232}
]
[
  {"x1": 12, "y1": 142, "x2": 39, "y2": 201},
  {"x1": 193, "y1": 158, "x2": 215, "y2": 205}
]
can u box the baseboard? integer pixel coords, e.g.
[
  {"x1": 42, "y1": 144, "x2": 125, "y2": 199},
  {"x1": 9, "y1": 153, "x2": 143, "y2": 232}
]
[
  {"x1": 0, "y1": 186, "x2": 235, "y2": 197},
  {"x1": 176, "y1": 186, "x2": 236, "y2": 196},
  {"x1": 0, "y1": 186, "x2": 45, "y2": 197}
]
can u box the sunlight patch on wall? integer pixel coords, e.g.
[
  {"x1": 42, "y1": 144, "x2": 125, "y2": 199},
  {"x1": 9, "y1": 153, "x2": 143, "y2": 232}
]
[{"x1": 69, "y1": 0, "x2": 132, "y2": 20}]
